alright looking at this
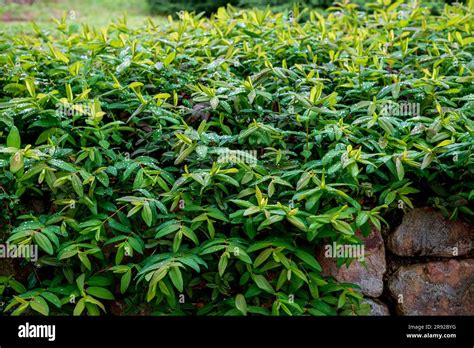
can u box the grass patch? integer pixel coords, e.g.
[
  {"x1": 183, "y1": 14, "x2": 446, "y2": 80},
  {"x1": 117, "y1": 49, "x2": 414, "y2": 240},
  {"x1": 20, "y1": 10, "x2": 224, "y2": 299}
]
[{"x1": 0, "y1": 0, "x2": 164, "y2": 33}]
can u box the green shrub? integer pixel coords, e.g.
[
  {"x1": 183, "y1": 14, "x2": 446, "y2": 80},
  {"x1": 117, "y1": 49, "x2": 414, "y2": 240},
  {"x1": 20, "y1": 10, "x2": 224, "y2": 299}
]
[
  {"x1": 147, "y1": 0, "x2": 467, "y2": 16},
  {"x1": 238, "y1": 0, "x2": 333, "y2": 10},
  {"x1": 147, "y1": 0, "x2": 237, "y2": 15},
  {"x1": 147, "y1": 0, "x2": 362, "y2": 15},
  {"x1": 0, "y1": 1, "x2": 473, "y2": 316}
]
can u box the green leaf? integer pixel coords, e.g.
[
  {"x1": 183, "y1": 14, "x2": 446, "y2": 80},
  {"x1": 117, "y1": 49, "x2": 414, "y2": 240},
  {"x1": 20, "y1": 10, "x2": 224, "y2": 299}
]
[
  {"x1": 163, "y1": 51, "x2": 176, "y2": 66},
  {"x1": 108, "y1": 219, "x2": 130, "y2": 233},
  {"x1": 169, "y1": 266, "x2": 183, "y2": 292},
  {"x1": 253, "y1": 274, "x2": 274, "y2": 294},
  {"x1": 210, "y1": 96, "x2": 219, "y2": 109},
  {"x1": 244, "y1": 206, "x2": 261, "y2": 216},
  {"x1": 85, "y1": 295, "x2": 106, "y2": 313},
  {"x1": 295, "y1": 250, "x2": 322, "y2": 272},
  {"x1": 12, "y1": 302, "x2": 30, "y2": 316},
  {"x1": 207, "y1": 208, "x2": 229, "y2": 222},
  {"x1": 40, "y1": 292, "x2": 62, "y2": 309},
  {"x1": 356, "y1": 211, "x2": 370, "y2": 227},
  {"x1": 30, "y1": 296, "x2": 49, "y2": 316},
  {"x1": 34, "y1": 232, "x2": 54, "y2": 255},
  {"x1": 73, "y1": 298, "x2": 86, "y2": 316},
  {"x1": 9, "y1": 152, "x2": 24, "y2": 173},
  {"x1": 218, "y1": 253, "x2": 228, "y2": 276},
  {"x1": 76, "y1": 273, "x2": 85, "y2": 293},
  {"x1": 71, "y1": 174, "x2": 84, "y2": 197},
  {"x1": 78, "y1": 252, "x2": 92, "y2": 271},
  {"x1": 120, "y1": 270, "x2": 131, "y2": 294},
  {"x1": 87, "y1": 276, "x2": 112, "y2": 287},
  {"x1": 128, "y1": 237, "x2": 144, "y2": 254},
  {"x1": 9, "y1": 280, "x2": 26, "y2": 293},
  {"x1": 253, "y1": 248, "x2": 273, "y2": 268},
  {"x1": 331, "y1": 220, "x2": 354, "y2": 235},
  {"x1": 337, "y1": 292, "x2": 346, "y2": 309},
  {"x1": 133, "y1": 168, "x2": 144, "y2": 189},
  {"x1": 395, "y1": 157, "x2": 404, "y2": 181},
  {"x1": 235, "y1": 248, "x2": 252, "y2": 264},
  {"x1": 287, "y1": 216, "x2": 306, "y2": 232},
  {"x1": 7, "y1": 126, "x2": 21, "y2": 149},
  {"x1": 421, "y1": 153, "x2": 434, "y2": 170},
  {"x1": 181, "y1": 226, "x2": 199, "y2": 244},
  {"x1": 49, "y1": 159, "x2": 77, "y2": 172},
  {"x1": 86, "y1": 287, "x2": 115, "y2": 300},
  {"x1": 155, "y1": 223, "x2": 181, "y2": 238},
  {"x1": 25, "y1": 78, "x2": 36, "y2": 98},
  {"x1": 384, "y1": 191, "x2": 397, "y2": 205},
  {"x1": 258, "y1": 215, "x2": 284, "y2": 231},
  {"x1": 150, "y1": 267, "x2": 169, "y2": 286},
  {"x1": 296, "y1": 171, "x2": 311, "y2": 191},
  {"x1": 235, "y1": 294, "x2": 247, "y2": 316},
  {"x1": 174, "y1": 144, "x2": 197, "y2": 165},
  {"x1": 141, "y1": 202, "x2": 153, "y2": 227},
  {"x1": 58, "y1": 249, "x2": 78, "y2": 260},
  {"x1": 128, "y1": 81, "x2": 144, "y2": 89}
]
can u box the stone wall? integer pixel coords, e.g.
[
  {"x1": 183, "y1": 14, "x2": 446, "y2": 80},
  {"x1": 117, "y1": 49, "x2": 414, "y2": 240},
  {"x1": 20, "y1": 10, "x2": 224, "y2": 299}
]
[{"x1": 318, "y1": 207, "x2": 473, "y2": 316}]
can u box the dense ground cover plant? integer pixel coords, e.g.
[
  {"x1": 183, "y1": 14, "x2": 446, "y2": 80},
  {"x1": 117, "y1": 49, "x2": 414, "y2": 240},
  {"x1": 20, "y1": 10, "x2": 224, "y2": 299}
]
[
  {"x1": 147, "y1": 0, "x2": 234, "y2": 15},
  {"x1": 147, "y1": 0, "x2": 457, "y2": 15},
  {"x1": 147, "y1": 0, "x2": 362, "y2": 15},
  {"x1": 0, "y1": 0, "x2": 473, "y2": 316}
]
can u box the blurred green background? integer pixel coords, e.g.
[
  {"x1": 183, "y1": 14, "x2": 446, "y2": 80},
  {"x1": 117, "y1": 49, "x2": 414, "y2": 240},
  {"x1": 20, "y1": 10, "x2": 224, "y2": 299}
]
[{"x1": 0, "y1": 0, "x2": 159, "y2": 33}]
